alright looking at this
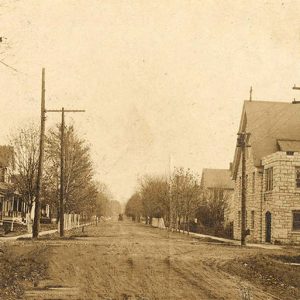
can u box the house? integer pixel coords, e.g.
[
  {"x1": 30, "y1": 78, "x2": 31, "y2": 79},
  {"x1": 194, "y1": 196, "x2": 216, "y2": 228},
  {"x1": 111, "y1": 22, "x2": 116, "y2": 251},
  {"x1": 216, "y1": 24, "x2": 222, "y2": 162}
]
[
  {"x1": 0, "y1": 146, "x2": 28, "y2": 228},
  {"x1": 231, "y1": 100, "x2": 300, "y2": 244},
  {"x1": 200, "y1": 168, "x2": 235, "y2": 226}
]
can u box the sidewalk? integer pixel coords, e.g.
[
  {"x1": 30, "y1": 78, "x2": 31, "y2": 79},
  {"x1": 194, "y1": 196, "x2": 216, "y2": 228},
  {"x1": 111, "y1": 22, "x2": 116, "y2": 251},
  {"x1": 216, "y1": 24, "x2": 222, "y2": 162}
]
[
  {"x1": 0, "y1": 229, "x2": 58, "y2": 242},
  {"x1": 0, "y1": 222, "x2": 93, "y2": 242},
  {"x1": 172, "y1": 229, "x2": 284, "y2": 250}
]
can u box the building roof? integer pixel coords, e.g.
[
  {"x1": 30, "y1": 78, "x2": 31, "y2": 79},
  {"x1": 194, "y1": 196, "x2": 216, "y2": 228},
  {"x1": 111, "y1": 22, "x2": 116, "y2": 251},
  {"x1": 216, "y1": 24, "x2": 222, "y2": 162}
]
[
  {"x1": 0, "y1": 145, "x2": 14, "y2": 168},
  {"x1": 0, "y1": 182, "x2": 17, "y2": 195},
  {"x1": 277, "y1": 140, "x2": 300, "y2": 152},
  {"x1": 232, "y1": 100, "x2": 300, "y2": 179},
  {"x1": 201, "y1": 168, "x2": 234, "y2": 190}
]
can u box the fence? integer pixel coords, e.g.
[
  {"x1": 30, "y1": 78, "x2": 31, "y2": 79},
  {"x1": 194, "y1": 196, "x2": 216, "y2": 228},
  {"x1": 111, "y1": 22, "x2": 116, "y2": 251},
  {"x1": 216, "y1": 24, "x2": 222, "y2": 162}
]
[{"x1": 58, "y1": 213, "x2": 81, "y2": 231}]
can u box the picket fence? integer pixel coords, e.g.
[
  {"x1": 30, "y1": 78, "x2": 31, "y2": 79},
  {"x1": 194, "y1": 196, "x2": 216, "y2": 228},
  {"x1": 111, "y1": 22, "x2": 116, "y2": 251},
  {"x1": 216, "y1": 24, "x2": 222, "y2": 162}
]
[{"x1": 58, "y1": 213, "x2": 81, "y2": 231}]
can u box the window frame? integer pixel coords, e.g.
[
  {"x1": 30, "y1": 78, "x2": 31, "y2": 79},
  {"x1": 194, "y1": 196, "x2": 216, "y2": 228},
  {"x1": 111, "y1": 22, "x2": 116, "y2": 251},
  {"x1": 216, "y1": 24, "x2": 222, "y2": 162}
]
[
  {"x1": 292, "y1": 210, "x2": 300, "y2": 231},
  {"x1": 251, "y1": 210, "x2": 255, "y2": 229},
  {"x1": 0, "y1": 167, "x2": 5, "y2": 182},
  {"x1": 295, "y1": 167, "x2": 300, "y2": 189},
  {"x1": 265, "y1": 167, "x2": 273, "y2": 191}
]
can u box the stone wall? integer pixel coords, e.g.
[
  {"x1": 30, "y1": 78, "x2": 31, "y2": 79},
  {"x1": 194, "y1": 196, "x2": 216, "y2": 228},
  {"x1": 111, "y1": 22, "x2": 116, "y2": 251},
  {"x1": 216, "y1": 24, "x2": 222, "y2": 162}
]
[
  {"x1": 232, "y1": 150, "x2": 300, "y2": 244},
  {"x1": 262, "y1": 152, "x2": 300, "y2": 244},
  {"x1": 232, "y1": 145, "x2": 263, "y2": 242}
]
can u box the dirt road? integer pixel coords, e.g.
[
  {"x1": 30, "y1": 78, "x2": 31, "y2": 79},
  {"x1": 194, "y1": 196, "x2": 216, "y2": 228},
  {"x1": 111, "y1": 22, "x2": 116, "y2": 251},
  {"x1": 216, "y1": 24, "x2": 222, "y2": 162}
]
[{"x1": 1, "y1": 220, "x2": 299, "y2": 299}]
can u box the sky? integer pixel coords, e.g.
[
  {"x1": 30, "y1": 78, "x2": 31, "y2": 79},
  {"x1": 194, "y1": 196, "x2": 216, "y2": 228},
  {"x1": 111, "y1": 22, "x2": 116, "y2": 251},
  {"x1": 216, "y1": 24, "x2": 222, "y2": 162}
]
[{"x1": 1, "y1": 0, "x2": 300, "y2": 202}]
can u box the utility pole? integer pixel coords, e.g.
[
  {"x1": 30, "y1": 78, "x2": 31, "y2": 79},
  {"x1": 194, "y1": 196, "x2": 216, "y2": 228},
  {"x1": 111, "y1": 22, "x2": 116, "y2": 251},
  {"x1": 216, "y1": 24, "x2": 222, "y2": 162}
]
[
  {"x1": 60, "y1": 108, "x2": 65, "y2": 238},
  {"x1": 237, "y1": 132, "x2": 250, "y2": 246},
  {"x1": 47, "y1": 108, "x2": 85, "y2": 237},
  {"x1": 32, "y1": 68, "x2": 46, "y2": 238}
]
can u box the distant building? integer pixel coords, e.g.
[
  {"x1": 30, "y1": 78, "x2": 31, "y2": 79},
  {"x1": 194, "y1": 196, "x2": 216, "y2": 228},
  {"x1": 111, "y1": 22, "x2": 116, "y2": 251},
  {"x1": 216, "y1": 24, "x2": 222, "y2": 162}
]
[
  {"x1": 200, "y1": 168, "x2": 235, "y2": 226},
  {"x1": 231, "y1": 100, "x2": 300, "y2": 244}
]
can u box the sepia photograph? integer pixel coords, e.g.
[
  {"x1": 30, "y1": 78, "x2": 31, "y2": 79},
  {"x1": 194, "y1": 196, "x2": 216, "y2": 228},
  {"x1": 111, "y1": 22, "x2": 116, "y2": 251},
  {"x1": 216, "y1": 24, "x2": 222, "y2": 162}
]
[{"x1": 0, "y1": 1, "x2": 299, "y2": 299}]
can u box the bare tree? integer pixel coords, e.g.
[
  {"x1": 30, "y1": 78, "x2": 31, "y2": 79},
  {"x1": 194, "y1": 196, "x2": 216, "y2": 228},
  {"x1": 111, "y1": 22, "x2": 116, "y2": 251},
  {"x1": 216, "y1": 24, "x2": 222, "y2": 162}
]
[
  {"x1": 196, "y1": 188, "x2": 229, "y2": 231},
  {"x1": 125, "y1": 192, "x2": 143, "y2": 222},
  {"x1": 170, "y1": 168, "x2": 201, "y2": 233},
  {"x1": 44, "y1": 124, "x2": 96, "y2": 219},
  {"x1": 8, "y1": 123, "x2": 39, "y2": 210},
  {"x1": 139, "y1": 175, "x2": 169, "y2": 225}
]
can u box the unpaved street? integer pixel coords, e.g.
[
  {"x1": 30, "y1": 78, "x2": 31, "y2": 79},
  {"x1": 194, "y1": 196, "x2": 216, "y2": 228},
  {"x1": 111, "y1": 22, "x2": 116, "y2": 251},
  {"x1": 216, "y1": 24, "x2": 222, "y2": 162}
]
[{"x1": 1, "y1": 220, "x2": 299, "y2": 300}]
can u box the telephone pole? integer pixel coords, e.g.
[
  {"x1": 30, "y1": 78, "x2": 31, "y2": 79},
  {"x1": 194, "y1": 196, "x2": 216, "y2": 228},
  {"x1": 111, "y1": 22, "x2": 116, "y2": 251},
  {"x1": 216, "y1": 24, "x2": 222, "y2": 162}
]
[
  {"x1": 32, "y1": 68, "x2": 85, "y2": 238},
  {"x1": 237, "y1": 132, "x2": 250, "y2": 246},
  {"x1": 32, "y1": 68, "x2": 46, "y2": 238},
  {"x1": 47, "y1": 108, "x2": 85, "y2": 237},
  {"x1": 60, "y1": 108, "x2": 65, "y2": 238}
]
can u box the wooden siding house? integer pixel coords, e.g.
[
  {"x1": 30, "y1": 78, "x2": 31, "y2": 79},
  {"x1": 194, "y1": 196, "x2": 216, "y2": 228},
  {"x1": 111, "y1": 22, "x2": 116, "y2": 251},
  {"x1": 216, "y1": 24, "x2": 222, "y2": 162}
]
[{"x1": 0, "y1": 146, "x2": 28, "y2": 227}]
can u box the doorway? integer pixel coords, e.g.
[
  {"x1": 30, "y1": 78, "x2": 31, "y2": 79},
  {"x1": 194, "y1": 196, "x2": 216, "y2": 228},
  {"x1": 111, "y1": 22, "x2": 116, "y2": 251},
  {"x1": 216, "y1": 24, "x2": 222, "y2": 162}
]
[{"x1": 265, "y1": 211, "x2": 272, "y2": 243}]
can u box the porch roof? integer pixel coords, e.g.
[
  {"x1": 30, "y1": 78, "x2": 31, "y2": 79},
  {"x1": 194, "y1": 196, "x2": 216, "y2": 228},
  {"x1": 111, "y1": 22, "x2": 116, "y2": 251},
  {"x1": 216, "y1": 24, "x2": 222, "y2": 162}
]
[{"x1": 0, "y1": 182, "x2": 19, "y2": 196}]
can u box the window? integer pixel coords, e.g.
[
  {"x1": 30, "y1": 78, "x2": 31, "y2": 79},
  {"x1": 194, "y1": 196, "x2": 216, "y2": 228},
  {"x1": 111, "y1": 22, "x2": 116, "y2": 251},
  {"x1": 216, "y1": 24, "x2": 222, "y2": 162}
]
[
  {"x1": 296, "y1": 168, "x2": 300, "y2": 189},
  {"x1": 251, "y1": 210, "x2": 255, "y2": 229},
  {"x1": 0, "y1": 168, "x2": 5, "y2": 182},
  {"x1": 252, "y1": 172, "x2": 255, "y2": 193},
  {"x1": 265, "y1": 168, "x2": 273, "y2": 191},
  {"x1": 213, "y1": 189, "x2": 223, "y2": 200},
  {"x1": 213, "y1": 189, "x2": 218, "y2": 200},
  {"x1": 292, "y1": 211, "x2": 300, "y2": 231},
  {"x1": 219, "y1": 189, "x2": 224, "y2": 200},
  {"x1": 238, "y1": 211, "x2": 241, "y2": 227}
]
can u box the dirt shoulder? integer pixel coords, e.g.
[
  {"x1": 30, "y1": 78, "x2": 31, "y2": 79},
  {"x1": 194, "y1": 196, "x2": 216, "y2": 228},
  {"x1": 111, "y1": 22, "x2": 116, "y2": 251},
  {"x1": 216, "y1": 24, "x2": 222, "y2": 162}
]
[
  {"x1": 221, "y1": 252, "x2": 300, "y2": 300},
  {"x1": 0, "y1": 221, "x2": 299, "y2": 300},
  {"x1": 0, "y1": 242, "x2": 48, "y2": 299}
]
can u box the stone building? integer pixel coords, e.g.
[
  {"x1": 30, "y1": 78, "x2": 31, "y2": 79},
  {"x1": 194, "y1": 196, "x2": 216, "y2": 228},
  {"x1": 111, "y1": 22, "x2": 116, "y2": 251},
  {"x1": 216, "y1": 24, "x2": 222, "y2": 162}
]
[
  {"x1": 231, "y1": 100, "x2": 300, "y2": 244},
  {"x1": 200, "y1": 168, "x2": 235, "y2": 226}
]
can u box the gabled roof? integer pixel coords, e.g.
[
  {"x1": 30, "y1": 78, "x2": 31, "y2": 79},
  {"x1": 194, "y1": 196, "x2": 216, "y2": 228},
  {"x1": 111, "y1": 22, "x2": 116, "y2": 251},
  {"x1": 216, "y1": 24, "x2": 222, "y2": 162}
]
[
  {"x1": 232, "y1": 100, "x2": 300, "y2": 179},
  {"x1": 0, "y1": 145, "x2": 14, "y2": 168},
  {"x1": 201, "y1": 168, "x2": 234, "y2": 190}
]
